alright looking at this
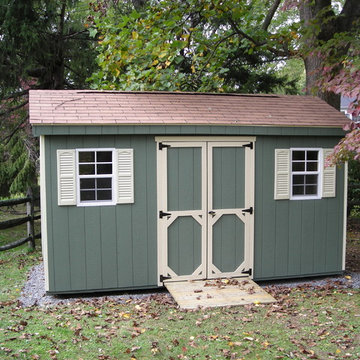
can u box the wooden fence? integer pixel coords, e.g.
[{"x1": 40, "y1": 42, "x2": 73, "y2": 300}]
[{"x1": 0, "y1": 189, "x2": 41, "y2": 251}]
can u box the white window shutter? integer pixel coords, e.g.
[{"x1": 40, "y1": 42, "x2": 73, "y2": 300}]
[
  {"x1": 322, "y1": 148, "x2": 336, "y2": 198},
  {"x1": 116, "y1": 149, "x2": 134, "y2": 204},
  {"x1": 274, "y1": 149, "x2": 290, "y2": 200},
  {"x1": 57, "y1": 149, "x2": 76, "y2": 206}
]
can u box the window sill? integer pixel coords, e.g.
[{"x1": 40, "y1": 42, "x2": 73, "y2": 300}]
[{"x1": 76, "y1": 201, "x2": 116, "y2": 207}]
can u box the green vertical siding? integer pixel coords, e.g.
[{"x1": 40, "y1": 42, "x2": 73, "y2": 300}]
[
  {"x1": 167, "y1": 147, "x2": 202, "y2": 211},
  {"x1": 44, "y1": 132, "x2": 345, "y2": 293},
  {"x1": 45, "y1": 135, "x2": 157, "y2": 293},
  {"x1": 254, "y1": 136, "x2": 345, "y2": 280},
  {"x1": 212, "y1": 215, "x2": 245, "y2": 272},
  {"x1": 212, "y1": 147, "x2": 245, "y2": 209},
  {"x1": 168, "y1": 217, "x2": 202, "y2": 276}
]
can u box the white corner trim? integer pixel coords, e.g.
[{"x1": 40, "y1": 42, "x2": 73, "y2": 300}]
[
  {"x1": 39, "y1": 136, "x2": 49, "y2": 291},
  {"x1": 342, "y1": 162, "x2": 348, "y2": 271}
]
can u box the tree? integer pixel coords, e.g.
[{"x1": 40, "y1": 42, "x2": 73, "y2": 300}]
[
  {"x1": 0, "y1": 0, "x2": 98, "y2": 196},
  {"x1": 88, "y1": 0, "x2": 300, "y2": 93},
  {"x1": 88, "y1": 0, "x2": 360, "y2": 163}
]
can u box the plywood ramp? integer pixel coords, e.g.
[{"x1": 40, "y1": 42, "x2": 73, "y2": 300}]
[{"x1": 164, "y1": 278, "x2": 276, "y2": 310}]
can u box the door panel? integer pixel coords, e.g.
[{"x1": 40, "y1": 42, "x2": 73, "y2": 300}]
[
  {"x1": 212, "y1": 147, "x2": 246, "y2": 209},
  {"x1": 212, "y1": 214, "x2": 245, "y2": 273},
  {"x1": 168, "y1": 216, "x2": 202, "y2": 276},
  {"x1": 167, "y1": 147, "x2": 202, "y2": 211}
]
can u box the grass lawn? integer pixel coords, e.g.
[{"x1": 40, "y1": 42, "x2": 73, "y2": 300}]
[{"x1": 0, "y1": 207, "x2": 359, "y2": 360}]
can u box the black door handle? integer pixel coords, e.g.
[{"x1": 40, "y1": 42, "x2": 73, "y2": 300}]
[{"x1": 208, "y1": 211, "x2": 215, "y2": 216}]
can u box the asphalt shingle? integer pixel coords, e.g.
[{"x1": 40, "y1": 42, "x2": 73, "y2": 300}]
[{"x1": 29, "y1": 90, "x2": 348, "y2": 128}]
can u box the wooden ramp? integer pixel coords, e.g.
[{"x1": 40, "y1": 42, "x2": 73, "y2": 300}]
[{"x1": 164, "y1": 278, "x2": 276, "y2": 310}]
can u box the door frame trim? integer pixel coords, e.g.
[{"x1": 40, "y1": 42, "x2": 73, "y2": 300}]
[
  {"x1": 156, "y1": 136, "x2": 256, "y2": 143},
  {"x1": 156, "y1": 136, "x2": 256, "y2": 286}
]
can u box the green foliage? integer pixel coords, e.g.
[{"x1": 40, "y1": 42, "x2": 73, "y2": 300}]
[
  {"x1": 0, "y1": 134, "x2": 37, "y2": 197},
  {"x1": 0, "y1": 0, "x2": 98, "y2": 196},
  {"x1": 88, "y1": 0, "x2": 299, "y2": 94}
]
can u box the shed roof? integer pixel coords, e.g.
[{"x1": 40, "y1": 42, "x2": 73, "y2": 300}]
[{"x1": 29, "y1": 90, "x2": 347, "y2": 128}]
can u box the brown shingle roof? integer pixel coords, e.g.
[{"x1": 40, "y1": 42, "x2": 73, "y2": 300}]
[{"x1": 29, "y1": 90, "x2": 348, "y2": 128}]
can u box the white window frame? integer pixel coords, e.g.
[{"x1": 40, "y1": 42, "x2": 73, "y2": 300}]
[
  {"x1": 290, "y1": 148, "x2": 322, "y2": 200},
  {"x1": 76, "y1": 148, "x2": 116, "y2": 207}
]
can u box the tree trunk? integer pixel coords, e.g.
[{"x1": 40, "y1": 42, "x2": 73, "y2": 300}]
[
  {"x1": 52, "y1": 0, "x2": 67, "y2": 89},
  {"x1": 300, "y1": 0, "x2": 340, "y2": 110}
]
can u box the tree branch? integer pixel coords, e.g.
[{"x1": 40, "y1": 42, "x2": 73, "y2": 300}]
[
  {"x1": 1, "y1": 115, "x2": 29, "y2": 145},
  {"x1": 262, "y1": 0, "x2": 282, "y2": 31},
  {"x1": 1, "y1": 90, "x2": 28, "y2": 101},
  {"x1": 62, "y1": 30, "x2": 89, "y2": 40},
  {"x1": 229, "y1": 17, "x2": 292, "y2": 57},
  {"x1": 197, "y1": 32, "x2": 238, "y2": 77},
  {"x1": 0, "y1": 100, "x2": 28, "y2": 118}
]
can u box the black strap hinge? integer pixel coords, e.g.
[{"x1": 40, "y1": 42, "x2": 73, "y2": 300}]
[
  {"x1": 242, "y1": 207, "x2": 253, "y2": 215},
  {"x1": 160, "y1": 275, "x2": 171, "y2": 282},
  {"x1": 159, "y1": 210, "x2": 171, "y2": 218},
  {"x1": 243, "y1": 142, "x2": 253, "y2": 150},
  {"x1": 241, "y1": 268, "x2": 252, "y2": 276},
  {"x1": 159, "y1": 142, "x2": 171, "y2": 150}
]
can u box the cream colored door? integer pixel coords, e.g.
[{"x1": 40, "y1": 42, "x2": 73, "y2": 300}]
[
  {"x1": 157, "y1": 137, "x2": 255, "y2": 285},
  {"x1": 157, "y1": 141, "x2": 207, "y2": 282},
  {"x1": 207, "y1": 142, "x2": 254, "y2": 279}
]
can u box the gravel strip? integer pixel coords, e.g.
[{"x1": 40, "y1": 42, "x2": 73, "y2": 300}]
[{"x1": 19, "y1": 263, "x2": 360, "y2": 308}]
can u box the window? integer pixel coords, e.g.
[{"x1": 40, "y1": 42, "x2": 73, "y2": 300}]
[
  {"x1": 57, "y1": 148, "x2": 134, "y2": 206},
  {"x1": 291, "y1": 149, "x2": 320, "y2": 199},
  {"x1": 77, "y1": 149, "x2": 114, "y2": 204},
  {"x1": 274, "y1": 148, "x2": 336, "y2": 200}
]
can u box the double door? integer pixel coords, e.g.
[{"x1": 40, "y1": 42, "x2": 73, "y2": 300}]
[{"x1": 157, "y1": 137, "x2": 255, "y2": 284}]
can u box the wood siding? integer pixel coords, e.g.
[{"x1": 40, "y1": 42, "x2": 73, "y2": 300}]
[
  {"x1": 254, "y1": 136, "x2": 344, "y2": 280},
  {"x1": 45, "y1": 135, "x2": 157, "y2": 293},
  {"x1": 33, "y1": 125, "x2": 345, "y2": 137},
  {"x1": 43, "y1": 133, "x2": 345, "y2": 293}
]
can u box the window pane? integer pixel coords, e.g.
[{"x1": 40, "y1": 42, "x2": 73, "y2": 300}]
[
  {"x1": 97, "y1": 190, "x2": 112, "y2": 200},
  {"x1": 307, "y1": 151, "x2": 318, "y2": 161},
  {"x1": 305, "y1": 174, "x2": 318, "y2": 185},
  {"x1": 79, "y1": 151, "x2": 95, "y2": 163},
  {"x1": 307, "y1": 161, "x2": 318, "y2": 171},
  {"x1": 292, "y1": 162, "x2": 305, "y2": 172},
  {"x1": 97, "y1": 178, "x2": 112, "y2": 189},
  {"x1": 293, "y1": 185, "x2": 304, "y2": 195},
  {"x1": 79, "y1": 164, "x2": 95, "y2": 175},
  {"x1": 293, "y1": 151, "x2": 305, "y2": 161},
  {"x1": 80, "y1": 178, "x2": 95, "y2": 189},
  {"x1": 97, "y1": 164, "x2": 112, "y2": 174},
  {"x1": 97, "y1": 151, "x2": 112, "y2": 163},
  {"x1": 293, "y1": 175, "x2": 305, "y2": 185},
  {"x1": 305, "y1": 185, "x2": 318, "y2": 195},
  {"x1": 80, "y1": 190, "x2": 96, "y2": 201}
]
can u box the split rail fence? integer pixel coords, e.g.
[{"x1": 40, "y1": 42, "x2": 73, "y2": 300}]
[{"x1": 0, "y1": 189, "x2": 41, "y2": 251}]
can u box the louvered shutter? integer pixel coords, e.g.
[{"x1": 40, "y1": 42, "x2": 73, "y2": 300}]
[
  {"x1": 57, "y1": 149, "x2": 76, "y2": 206},
  {"x1": 274, "y1": 149, "x2": 290, "y2": 200},
  {"x1": 116, "y1": 149, "x2": 134, "y2": 204},
  {"x1": 322, "y1": 148, "x2": 336, "y2": 198}
]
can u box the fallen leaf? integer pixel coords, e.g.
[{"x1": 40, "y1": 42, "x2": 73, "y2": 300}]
[{"x1": 244, "y1": 337, "x2": 254, "y2": 341}]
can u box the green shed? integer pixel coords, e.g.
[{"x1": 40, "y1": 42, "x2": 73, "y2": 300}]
[{"x1": 29, "y1": 90, "x2": 348, "y2": 294}]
